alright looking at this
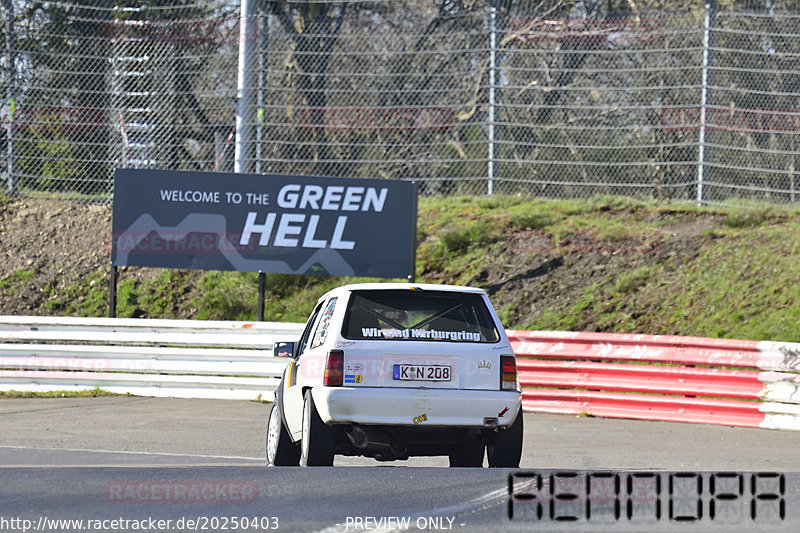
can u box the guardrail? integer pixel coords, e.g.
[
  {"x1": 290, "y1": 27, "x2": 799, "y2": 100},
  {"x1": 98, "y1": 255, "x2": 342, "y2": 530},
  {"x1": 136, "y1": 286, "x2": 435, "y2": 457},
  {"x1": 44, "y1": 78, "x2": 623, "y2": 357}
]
[
  {"x1": 0, "y1": 316, "x2": 304, "y2": 401},
  {"x1": 3, "y1": 316, "x2": 799, "y2": 430},
  {"x1": 507, "y1": 330, "x2": 800, "y2": 431}
]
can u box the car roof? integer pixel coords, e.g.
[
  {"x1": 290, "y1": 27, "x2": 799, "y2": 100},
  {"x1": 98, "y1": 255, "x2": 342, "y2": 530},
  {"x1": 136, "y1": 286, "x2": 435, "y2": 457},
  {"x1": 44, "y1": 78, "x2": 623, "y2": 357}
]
[{"x1": 317, "y1": 282, "x2": 487, "y2": 302}]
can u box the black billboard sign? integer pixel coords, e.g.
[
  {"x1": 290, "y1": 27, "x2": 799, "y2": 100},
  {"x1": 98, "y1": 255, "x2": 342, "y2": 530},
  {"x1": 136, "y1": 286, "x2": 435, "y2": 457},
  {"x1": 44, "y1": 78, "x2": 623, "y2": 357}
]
[{"x1": 111, "y1": 169, "x2": 416, "y2": 279}]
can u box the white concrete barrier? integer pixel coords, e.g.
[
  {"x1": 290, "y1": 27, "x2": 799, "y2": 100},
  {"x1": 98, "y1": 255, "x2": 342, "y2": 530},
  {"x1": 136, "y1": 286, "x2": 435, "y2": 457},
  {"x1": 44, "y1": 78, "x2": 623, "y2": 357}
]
[{"x1": 0, "y1": 316, "x2": 304, "y2": 401}]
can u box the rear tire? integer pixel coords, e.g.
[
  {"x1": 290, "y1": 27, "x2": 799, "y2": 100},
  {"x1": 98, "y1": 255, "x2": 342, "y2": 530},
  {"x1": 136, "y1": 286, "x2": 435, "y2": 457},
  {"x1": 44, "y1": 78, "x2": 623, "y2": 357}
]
[
  {"x1": 266, "y1": 401, "x2": 300, "y2": 466},
  {"x1": 487, "y1": 409, "x2": 523, "y2": 468},
  {"x1": 448, "y1": 441, "x2": 485, "y2": 467},
  {"x1": 300, "y1": 389, "x2": 335, "y2": 466}
]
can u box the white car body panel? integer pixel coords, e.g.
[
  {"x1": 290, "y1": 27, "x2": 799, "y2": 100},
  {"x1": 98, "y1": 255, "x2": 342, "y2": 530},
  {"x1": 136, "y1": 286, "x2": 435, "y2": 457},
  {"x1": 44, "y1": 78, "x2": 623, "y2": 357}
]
[{"x1": 312, "y1": 387, "x2": 522, "y2": 427}]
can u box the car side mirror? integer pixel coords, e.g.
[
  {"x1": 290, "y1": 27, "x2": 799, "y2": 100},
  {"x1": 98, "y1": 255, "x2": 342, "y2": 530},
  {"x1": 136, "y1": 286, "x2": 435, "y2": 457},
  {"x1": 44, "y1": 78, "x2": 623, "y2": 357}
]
[{"x1": 274, "y1": 341, "x2": 296, "y2": 358}]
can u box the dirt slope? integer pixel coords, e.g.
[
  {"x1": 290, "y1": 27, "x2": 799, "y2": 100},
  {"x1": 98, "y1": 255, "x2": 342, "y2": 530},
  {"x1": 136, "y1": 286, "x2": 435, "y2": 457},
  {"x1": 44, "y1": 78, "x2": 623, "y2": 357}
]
[{"x1": 0, "y1": 198, "x2": 198, "y2": 316}]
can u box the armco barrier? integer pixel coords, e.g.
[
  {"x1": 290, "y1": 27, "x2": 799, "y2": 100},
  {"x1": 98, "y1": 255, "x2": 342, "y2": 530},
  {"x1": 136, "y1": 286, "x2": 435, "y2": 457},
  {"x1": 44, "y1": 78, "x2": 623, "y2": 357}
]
[
  {"x1": 0, "y1": 316, "x2": 304, "y2": 401},
  {"x1": 4, "y1": 316, "x2": 800, "y2": 430},
  {"x1": 507, "y1": 330, "x2": 800, "y2": 431}
]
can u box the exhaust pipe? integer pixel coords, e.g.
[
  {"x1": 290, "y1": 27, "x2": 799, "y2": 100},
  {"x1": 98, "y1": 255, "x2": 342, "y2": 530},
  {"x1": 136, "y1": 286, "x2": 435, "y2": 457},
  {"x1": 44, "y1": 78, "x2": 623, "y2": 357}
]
[
  {"x1": 345, "y1": 426, "x2": 391, "y2": 451},
  {"x1": 346, "y1": 426, "x2": 370, "y2": 449}
]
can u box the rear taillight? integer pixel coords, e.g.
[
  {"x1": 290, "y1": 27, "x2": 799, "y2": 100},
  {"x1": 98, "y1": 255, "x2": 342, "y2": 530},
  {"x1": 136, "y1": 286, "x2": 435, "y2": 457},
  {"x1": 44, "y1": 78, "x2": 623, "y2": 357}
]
[
  {"x1": 501, "y1": 355, "x2": 517, "y2": 391},
  {"x1": 323, "y1": 350, "x2": 344, "y2": 386}
]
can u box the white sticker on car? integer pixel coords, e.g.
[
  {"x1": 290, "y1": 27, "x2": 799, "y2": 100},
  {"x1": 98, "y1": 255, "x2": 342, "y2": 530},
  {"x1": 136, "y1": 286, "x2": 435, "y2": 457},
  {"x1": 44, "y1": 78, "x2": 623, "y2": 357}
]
[{"x1": 360, "y1": 327, "x2": 481, "y2": 342}]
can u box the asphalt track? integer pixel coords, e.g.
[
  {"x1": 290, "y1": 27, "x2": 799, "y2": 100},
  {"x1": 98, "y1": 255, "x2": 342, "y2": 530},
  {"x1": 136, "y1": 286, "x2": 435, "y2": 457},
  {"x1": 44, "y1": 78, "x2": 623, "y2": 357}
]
[{"x1": 1, "y1": 397, "x2": 800, "y2": 532}]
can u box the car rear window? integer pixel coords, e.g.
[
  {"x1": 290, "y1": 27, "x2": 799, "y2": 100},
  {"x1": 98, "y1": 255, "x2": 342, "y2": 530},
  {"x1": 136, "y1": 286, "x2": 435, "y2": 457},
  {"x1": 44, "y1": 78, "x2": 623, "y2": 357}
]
[{"x1": 342, "y1": 290, "x2": 500, "y2": 343}]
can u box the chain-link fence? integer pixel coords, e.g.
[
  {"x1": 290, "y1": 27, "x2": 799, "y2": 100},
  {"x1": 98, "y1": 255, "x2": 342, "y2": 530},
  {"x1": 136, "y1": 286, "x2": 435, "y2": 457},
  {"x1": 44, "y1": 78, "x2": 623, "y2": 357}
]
[{"x1": 3, "y1": 0, "x2": 800, "y2": 204}]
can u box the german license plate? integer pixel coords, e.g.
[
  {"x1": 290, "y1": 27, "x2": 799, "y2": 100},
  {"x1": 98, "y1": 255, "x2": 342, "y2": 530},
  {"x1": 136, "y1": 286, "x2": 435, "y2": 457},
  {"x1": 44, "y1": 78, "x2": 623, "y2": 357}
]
[{"x1": 393, "y1": 364, "x2": 451, "y2": 381}]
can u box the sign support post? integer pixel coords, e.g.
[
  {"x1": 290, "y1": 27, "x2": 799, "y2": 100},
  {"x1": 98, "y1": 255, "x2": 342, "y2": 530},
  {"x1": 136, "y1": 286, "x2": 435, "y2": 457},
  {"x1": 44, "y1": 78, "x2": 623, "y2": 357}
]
[
  {"x1": 109, "y1": 265, "x2": 118, "y2": 318},
  {"x1": 258, "y1": 272, "x2": 266, "y2": 321}
]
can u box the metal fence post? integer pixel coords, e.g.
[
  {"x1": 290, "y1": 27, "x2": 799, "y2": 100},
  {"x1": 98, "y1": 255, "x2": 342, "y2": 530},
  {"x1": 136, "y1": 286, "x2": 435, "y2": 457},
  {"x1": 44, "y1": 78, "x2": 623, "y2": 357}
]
[
  {"x1": 487, "y1": 5, "x2": 496, "y2": 196},
  {"x1": 5, "y1": 0, "x2": 16, "y2": 196},
  {"x1": 697, "y1": 1, "x2": 716, "y2": 206},
  {"x1": 235, "y1": 0, "x2": 256, "y2": 174}
]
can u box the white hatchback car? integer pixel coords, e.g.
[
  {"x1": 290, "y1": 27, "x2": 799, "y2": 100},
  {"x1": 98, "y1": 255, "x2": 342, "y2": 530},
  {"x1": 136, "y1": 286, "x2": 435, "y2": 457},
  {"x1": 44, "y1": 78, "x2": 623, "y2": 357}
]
[{"x1": 266, "y1": 283, "x2": 523, "y2": 467}]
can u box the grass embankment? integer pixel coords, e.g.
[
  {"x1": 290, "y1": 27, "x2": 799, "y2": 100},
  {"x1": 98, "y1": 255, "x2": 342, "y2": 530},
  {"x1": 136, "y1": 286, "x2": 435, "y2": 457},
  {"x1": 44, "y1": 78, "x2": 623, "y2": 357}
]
[
  {"x1": 416, "y1": 196, "x2": 800, "y2": 341},
  {"x1": 4, "y1": 195, "x2": 800, "y2": 342}
]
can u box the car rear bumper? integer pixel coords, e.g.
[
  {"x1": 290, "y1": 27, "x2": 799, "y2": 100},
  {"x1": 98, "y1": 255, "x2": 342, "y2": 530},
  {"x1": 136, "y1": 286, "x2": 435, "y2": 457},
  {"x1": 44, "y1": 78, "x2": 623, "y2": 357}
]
[{"x1": 311, "y1": 386, "x2": 522, "y2": 428}]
